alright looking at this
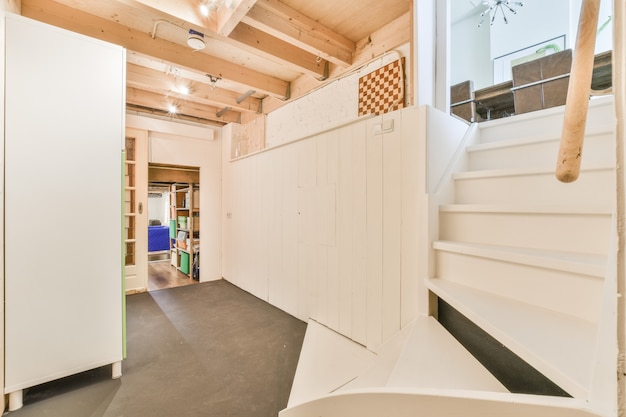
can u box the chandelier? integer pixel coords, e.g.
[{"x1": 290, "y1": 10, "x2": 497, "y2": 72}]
[{"x1": 478, "y1": 1, "x2": 524, "y2": 27}]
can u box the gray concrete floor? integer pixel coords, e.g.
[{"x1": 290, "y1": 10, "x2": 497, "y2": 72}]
[{"x1": 5, "y1": 280, "x2": 306, "y2": 417}]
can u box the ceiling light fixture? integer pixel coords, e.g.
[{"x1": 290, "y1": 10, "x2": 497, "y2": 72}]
[
  {"x1": 478, "y1": 1, "x2": 523, "y2": 27},
  {"x1": 187, "y1": 29, "x2": 206, "y2": 50},
  {"x1": 200, "y1": 0, "x2": 235, "y2": 17},
  {"x1": 177, "y1": 85, "x2": 190, "y2": 95}
]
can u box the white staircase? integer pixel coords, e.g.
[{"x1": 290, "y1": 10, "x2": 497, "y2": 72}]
[
  {"x1": 428, "y1": 95, "x2": 615, "y2": 401},
  {"x1": 280, "y1": 96, "x2": 617, "y2": 417}
]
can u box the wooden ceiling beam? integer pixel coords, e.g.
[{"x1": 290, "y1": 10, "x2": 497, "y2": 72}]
[
  {"x1": 127, "y1": 0, "x2": 325, "y2": 79},
  {"x1": 121, "y1": 0, "x2": 210, "y2": 29},
  {"x1": 242, "y1": 0, "x2": 355, "y2": 67},
  {"x1": 127, "y1": 87, "x2": 242, "y2": 124},
  {"x1": 127, "y1": 63, "x2": 262, "y2": 113},
  {"x1": 22, "y1": 0, "x2": 290, "y2": 99},
  {"x1": 216, "y1": 0, "x2": 257, "y2": 36},
  {"x1": 228, "y1": 22, "x2": 328, "y2": 79}
]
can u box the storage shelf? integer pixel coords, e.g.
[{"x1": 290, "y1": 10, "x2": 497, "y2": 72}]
[{"x1": 170, "y1": 182, "x2": 199, "y2": 279}]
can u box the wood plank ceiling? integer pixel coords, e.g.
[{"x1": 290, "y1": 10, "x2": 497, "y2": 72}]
[{"x1": 20, "y1": 0, "x2": 412, "y2": 126}]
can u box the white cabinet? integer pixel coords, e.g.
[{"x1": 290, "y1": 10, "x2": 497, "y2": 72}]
[{"x1": 3, "y1": 14, "x2": 125, "y2": 410}]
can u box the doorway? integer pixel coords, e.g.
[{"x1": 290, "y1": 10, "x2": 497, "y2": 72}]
[{"x1": 147, "y1": 163, "x2": 201, "y2": 291}]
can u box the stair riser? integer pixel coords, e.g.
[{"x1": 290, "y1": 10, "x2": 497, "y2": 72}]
[
  {"x1": 439, "y1": 211, "x2": 611, "y2": 255},
  {"x1": 434, "y1": 251, "x2": 603, "y2": 323},
  {"x1": 454, "y1": 170, "x2": 614, "y2": 205},
  {"x1": 478, "y1": 98, "x2": 616, "y2": 143},
  {"x1": 468, "y1": 134, "x2": 614, "y2": 171}
]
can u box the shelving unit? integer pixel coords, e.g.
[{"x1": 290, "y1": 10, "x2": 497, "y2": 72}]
[{"x1": 170, "y1": 183, "x2": 200, "y2": 279}]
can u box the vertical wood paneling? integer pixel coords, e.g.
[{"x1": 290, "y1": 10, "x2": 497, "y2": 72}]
[
  {"x1": 267, "y1": 150, "x2": 282, "y2": 305},
  {"x1": 223, "y1": 108, "x2": 421, "y2": 349},
  {"x1": 298, "y1": 140, "x2": 318, "y2": 321},
  {"x1": 382, "y1": 112, "x2": 403, "y2": 341},
  {"x1": 401, "y1": 108, "x2": 422, "y2": 326},
  {"x1": 326, "y1": 132, "x2": 340, "y2": 331},
  {"x1": 338, "y1": 126, "x2": 354, "y2": 337},
  {"x1": 281, "y1": 153, "x2": 299, "y2": 317},
  {"x1": 366, "y1": 116, "x2": 384, "y2": 351},
  {"x1": 351, "y1": 122, "x2": 369, "y2": 346},
  {"x1": 250, "y1": 157, "x2": 269, "y2": 300}
]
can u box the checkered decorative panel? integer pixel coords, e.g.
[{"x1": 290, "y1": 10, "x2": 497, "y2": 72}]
[{"x1": 358, "y1": 58, "x2": 405, "y2": 117}]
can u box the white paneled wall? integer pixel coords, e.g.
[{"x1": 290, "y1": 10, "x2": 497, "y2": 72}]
[{"x1": 223, "y1": 108, "x2": 421, "y2": 351}]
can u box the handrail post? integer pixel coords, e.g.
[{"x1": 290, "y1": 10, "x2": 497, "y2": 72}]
[{"x1": 556, "y1": 0, "x2": 601, "y2": 183}]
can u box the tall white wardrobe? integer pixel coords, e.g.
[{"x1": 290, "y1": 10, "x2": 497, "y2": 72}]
[{"x1": 3, "y1": 13, "x2": 125, "y2": 411}]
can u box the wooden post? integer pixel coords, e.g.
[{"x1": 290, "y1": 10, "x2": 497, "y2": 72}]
[{"x1": 556, "y1": 0, "x2": 601, "y2": 183}]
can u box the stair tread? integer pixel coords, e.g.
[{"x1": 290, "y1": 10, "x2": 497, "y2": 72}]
[
  {"x1": 288, "y1": 319, "x2": 377, "y2": 407},
  {"x1": 467, "y1": 126, "x2": 612, "y2": 153},
  {"x1": 433, "y1": 240, "x2": 606, "y2": 277},
  {"x1": 453, "y1": 164, "x2": 614, "y2": 180},
  {"x1": 439, "y1": 204, "x2": 612, "y2": 215},
  {"x1": 426, "y1": 278, "x2": 596, "y2": 398},
  {"x1": 342, "y1": 317, "x2": 508, "y2": 392},
  {"x1": 385, "y1": 317, "x2": 508, "y2": 391}
]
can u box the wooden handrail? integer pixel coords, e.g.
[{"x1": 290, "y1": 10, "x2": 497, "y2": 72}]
[{"x1": 556, "y1": 0, "x2": 601, "y2": 183}]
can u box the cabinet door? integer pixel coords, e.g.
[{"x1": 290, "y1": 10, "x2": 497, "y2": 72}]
[
  {"x1": 4, "y1": 14, "x2": 124, "y2": 393},
  {"x1": 124, "y1": 129, "x2": 148, "y2": 291}
]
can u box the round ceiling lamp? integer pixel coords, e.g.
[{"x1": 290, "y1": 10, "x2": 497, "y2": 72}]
[{"x1": 187, "y1": 34, "x2": 206, "y2": 50}]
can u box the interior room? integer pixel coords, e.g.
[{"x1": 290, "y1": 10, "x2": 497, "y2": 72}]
[
  {"x1": 0, "y1": 1, "x2": 625, "y2": 417},
  {"x1": 146, "y1": 164, "x2": 201, "y2": 291}
]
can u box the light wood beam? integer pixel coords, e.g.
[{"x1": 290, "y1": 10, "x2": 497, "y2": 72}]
[
  {"x1": 262, "y1": 11, "x2": 412, "y2": 114},
  {"x1": 229, "y1": 22, "x2": 328, "y2": 79},
  {"x1": 242, "y1": 0, "x2": 355, "y2": 67},
  {"x1": 352, "y1": 12, "x2": 411, "y2": 70},
  {"x1": 128, "y1": 0, "x2": 324, "y2": 79},
  {"x1": 127, "y1": 63, "x2": 262, "y2": 113},
  {"x1": 127, "y1": 87, "x2": 242, "y2": 124},
  {"x1": 123, "y1": 0, "x2": 210, "y2": 29},
  {"x1": 22, "y1": 0, "x2": 290, "y2": 99},
  {"x1": 149, "y1": 166, "x2": 200, "y2": 184},
  {"x1": 216, "y1": 0, "x2": 257, "y2": 36}
]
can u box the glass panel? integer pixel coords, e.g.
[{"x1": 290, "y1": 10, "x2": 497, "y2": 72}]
[{"x1": 125, "y1": 137, "x2": 136, "y2": 267}]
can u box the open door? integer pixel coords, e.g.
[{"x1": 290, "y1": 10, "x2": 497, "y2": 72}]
[{"x1": 124, "y1": 128, "x2": 148, "y2": 292}]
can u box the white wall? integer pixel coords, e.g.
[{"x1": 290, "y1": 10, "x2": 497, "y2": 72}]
[
  {"x1": 148, "y1": 193, "x2": 169, "y2": 225},
  {"x1": 451, "y1": 13, "x2": 492, "y2": 89},
  {"x1": 223, "y1": 107, "x2": 421, "y2": 351},
  {"x1": 127, "y1": 114, "x2": 222, "y2": 282},
  {"x1": 265, "y1": 46, "x2": 409, "y2": 148},
  {"x1": 490, "y1": 1, "x2": 571, "y2": 59}
]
